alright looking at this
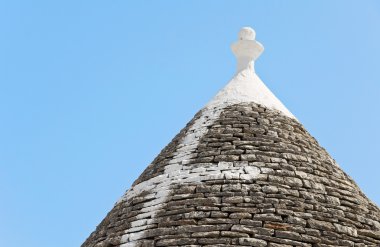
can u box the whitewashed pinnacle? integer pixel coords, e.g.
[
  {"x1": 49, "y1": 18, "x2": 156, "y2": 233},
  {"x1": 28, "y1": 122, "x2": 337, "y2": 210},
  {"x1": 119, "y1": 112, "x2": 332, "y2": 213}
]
[
  {"x1": 231, "y1": 27, "x2": 264, "y2": 73},
  {"x1": 207, "y1": 27, "x2": 295, "y2": 119}
]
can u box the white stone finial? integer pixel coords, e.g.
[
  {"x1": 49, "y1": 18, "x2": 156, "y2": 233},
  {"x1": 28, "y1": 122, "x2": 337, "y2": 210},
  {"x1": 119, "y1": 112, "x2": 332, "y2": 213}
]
[
  {"x1": 207, "y1": 27, "x2": 295, "y2": 119},
  {"x1": 231, "y1": 27, "x2": 264, "y2": 73},
  {"x1": 238, "y1": 27, "x2": 256, "y2": 40}
]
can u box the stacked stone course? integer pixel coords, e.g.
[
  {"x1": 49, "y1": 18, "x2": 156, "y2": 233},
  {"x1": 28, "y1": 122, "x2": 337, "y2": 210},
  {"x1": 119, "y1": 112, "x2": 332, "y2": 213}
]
[{"x1": 82, "y1": 102, "x2": 380, "y2": 247}]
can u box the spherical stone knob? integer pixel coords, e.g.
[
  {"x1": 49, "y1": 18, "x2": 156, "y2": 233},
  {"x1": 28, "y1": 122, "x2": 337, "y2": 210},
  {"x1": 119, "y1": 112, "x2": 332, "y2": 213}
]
[
  {"x1": 231, "y1": 27, "x2": 264, "y2": 73},
  {"x1": 238, "y1": 27, "x2": 256, "y2": 41}
]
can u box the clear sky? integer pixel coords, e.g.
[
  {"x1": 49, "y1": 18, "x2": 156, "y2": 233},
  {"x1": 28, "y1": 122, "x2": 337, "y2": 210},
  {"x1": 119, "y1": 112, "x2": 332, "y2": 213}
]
[{"x1": 1, "y1": 1, "x2": 380, "y2": 246}]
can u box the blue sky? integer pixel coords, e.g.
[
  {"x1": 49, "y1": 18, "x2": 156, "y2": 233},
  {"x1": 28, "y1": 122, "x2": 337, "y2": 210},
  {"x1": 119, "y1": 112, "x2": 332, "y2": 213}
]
[{"x1": 1, "y1": 1, "x2": 379, "y2": 246}]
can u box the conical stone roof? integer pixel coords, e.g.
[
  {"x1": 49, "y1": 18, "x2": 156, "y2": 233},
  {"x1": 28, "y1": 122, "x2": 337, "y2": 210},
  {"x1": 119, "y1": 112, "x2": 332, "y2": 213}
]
[{"x1": 82, "y1": 27, "x2": 380, "y2": 247}]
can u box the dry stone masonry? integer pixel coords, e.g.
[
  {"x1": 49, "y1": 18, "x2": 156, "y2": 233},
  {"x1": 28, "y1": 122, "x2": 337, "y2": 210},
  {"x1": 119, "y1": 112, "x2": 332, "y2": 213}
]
[{"x1": 82, "y1": 27, "x2": 380, "y2": 247}]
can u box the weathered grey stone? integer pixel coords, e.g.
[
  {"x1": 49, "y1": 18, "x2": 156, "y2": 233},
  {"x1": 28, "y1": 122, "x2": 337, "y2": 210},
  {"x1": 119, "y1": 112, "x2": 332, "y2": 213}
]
[
  {"x1": 244, "y1": 166, "x2": 261, "y2": 176},
  {"x1": 223, "y1": 196, "x2": 244, "y2": 204},
  {"x1": 241, "y1": 154, "x2": 257, "y2": 161},
  {"x1": 240, "y1": 219, "x2": 262, "y2": 227},
  {"x1": 229, "y1": 212, "x2": 252, "y2": 219},
  {"x1": 268, "y1": 243, "x2": 292, "y2": 247},
  {"x1": 284, "y1": 177, "x2": 303, "y2": 187},
  {"x1": 156, "y1": 238, "x2": 197, "y2": 246},
  {"x1": 275, "y1": 230, "x2": 302, "y2": 241},
  {"x1": 184, "y1": 211, "x2": 211, "y2": 219},
  {"x1": 253, "y1": 213, "x2": 282, "y2": 222},
  {"x1": 262, "y1": 185, "x2": 278, "y2": 194},
  {"x1": 239, "y1": 237, "x2": 267, "y2": 247},
  {"x1": 196, "y1": 184, "x2": 221, "y2": 193},
  {"x1": 222, "y1": 183, "x2": 242, "y2": 192},
  {"x1": 215, "y1": 155, "x2": 239, "y2": 162},
  {"x1": 198, "y1": 218, "x2": 239, "y2": 225},
  {"x1": 357, "y1": 229, "x2": 380, "y2": 240},
  {"x1": 304, "y1": 228, "x2": 321, "y2": 237},
  {"x1": 211, "y1": 211, "x2": 229, "y2": 218},
  {"x1": 261, "y1": 167, "x2": 275, "y2": 174},
  {"x1": 300, "y1": 234, "x2": 321, "y2": 243},
  {"x1": 191, "y1": 231, "x2": 220, "y2": 237},
  {"x1": 177, "y1": 224, "x2": 230, "y2": 233},
  {"x1": 268, "y1": 175, "x2": 284, "y2": 184},
  {"x1": 334, "y1": 223, "x2": 357, "y2": 237},
  {"x1": 326, "y1": 195, "x2": 340, "y2": 206},
  {"x1": 231, "y1": 224, "x2": 257, "y2": 235},
  {"x1": 307, "y1": 219, "x2": 335, "y2": 231},
  {"x1": 198, "y1": 238, "x2": 231, "y2": 244},
  {"x1": 294, "y1": 212, "x2": 313, "y2": 219},
  {"x1": 256, "y1": 227, "x2": 274, "y2": 236}
]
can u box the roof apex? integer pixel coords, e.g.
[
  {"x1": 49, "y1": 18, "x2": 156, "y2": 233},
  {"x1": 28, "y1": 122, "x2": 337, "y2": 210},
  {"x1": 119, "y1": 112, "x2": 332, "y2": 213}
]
[{"x1": 207, "y1": 27, "x2": 295, "y2": 119}]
